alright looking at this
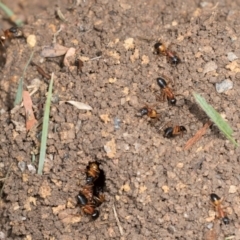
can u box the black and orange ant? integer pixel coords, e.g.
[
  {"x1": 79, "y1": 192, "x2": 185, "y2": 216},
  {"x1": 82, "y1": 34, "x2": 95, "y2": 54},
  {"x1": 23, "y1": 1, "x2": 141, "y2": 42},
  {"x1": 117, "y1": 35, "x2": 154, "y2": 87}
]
[
  {"x1": 80, "y1": 184, "x2": 94, "y2": 201},
  {"x1": 0, "y1": 27, "x2": 23, "y2": 46},
  {"x1": 77, "y1": 193, "x2": 99, "y2": 220},
  {"x1": 154, "y1": 41, "x2": 180, "y2": 65},
  {"x1": 138, "y1": 106, "x2": 160, "y2": 119},
  {"x1": 164, "y1": 125, "x2": 187, "y2": 138},
  {"x1": 86, "y1": 162, "x2": 100, "y2": 184},
  {"x1": 210, "y1": 193, "x2": 230, "y2": 225},
  {"x1": 157, "y1": 77, "x2": 176, "y2": 105}
]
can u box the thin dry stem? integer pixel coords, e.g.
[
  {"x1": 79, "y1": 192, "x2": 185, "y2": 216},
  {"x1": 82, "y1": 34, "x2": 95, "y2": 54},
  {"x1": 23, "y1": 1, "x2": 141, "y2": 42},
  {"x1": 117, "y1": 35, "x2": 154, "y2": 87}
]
[{"x1": 113, "y1": 204, "x2": 124, "y2": 236}]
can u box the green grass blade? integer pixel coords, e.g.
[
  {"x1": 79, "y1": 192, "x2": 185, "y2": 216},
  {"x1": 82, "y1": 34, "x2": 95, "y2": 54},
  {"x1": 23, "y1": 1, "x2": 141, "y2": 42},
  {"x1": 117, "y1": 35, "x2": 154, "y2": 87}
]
[
  {"x1": 38, "y1": 73, "x2": 54, "y2": 174},
  {"x1": 0, "y1": 2, "x2": 23, "y2": 26},
  {"x1": 14, "y1": 51, "x2": 34, "y2": 106},
  {"x1": 193, "y1": 92, "x2": 238, "y2": 147},
  {"x1": 14, "y1": 77, "x2": 23, "y2": 106}
]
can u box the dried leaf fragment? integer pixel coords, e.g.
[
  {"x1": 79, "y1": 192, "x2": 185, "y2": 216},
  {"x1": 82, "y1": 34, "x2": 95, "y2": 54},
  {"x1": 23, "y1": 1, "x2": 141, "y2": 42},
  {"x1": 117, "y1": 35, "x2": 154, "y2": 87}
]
[
  {"x1": 63, "y1": 47, "x2": 76, "y2": 68},
  {"x1": 22, "y1": 91, "x2": 37, "y2": 131},
  {"x1": 60, "y1": 101, "x2": 92, "y2": 110},
  {"x1": 41, "y1": 43, "x2": 69, "y2": 57}
]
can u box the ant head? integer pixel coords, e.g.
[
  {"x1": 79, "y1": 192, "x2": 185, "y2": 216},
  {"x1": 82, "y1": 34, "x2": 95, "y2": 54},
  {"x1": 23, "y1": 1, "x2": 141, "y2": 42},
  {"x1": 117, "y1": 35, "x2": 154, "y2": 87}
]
[
  {"x1": 180, "y1": 126, "x2": 187, "y2": 132},
  {"x1": 139, "y1": 107, "x2": 148, "y2": 116},
  {"x1": 210, "y1": 193, "x2": 220, "y2": 202},
  {"x1": 222, "y1": 217, "x2": 230, "y2": 225},
  {"x1": 9, "y1": 27, "x2": 18, "y2": 33},
  {"x1": 170, "y1": 98, "x2": 176, "y2": 105},
  {"x1": 9, "y1": 27, "x2": 23, "y2": 37},
  {"x1": 86, "y1": 176, "x2": 94, "y2": 184},
  {"x1": 169, "y1": 54, "x2": 180, "y2": 65},
  {"x1": 91, "y1": 210, "x2": 99, "y2": 220},
  {"x1": 154, "y1": 42, "x2": 162, "y2": 49}
]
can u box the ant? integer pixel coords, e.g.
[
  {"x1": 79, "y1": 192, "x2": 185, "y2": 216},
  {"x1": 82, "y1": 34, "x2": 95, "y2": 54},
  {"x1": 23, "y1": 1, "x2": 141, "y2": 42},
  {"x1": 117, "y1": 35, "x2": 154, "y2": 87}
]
[
  {"x1": 210, "y1": 193, "x2": 230, "y2": 225},
  {"x1": 86, "y1": 162, "x2": 100, "y2": 184},
  {"x1": 156, "y1": 77, "x2": 176, "y2": 105},
  {"x1": 0, "y1": 27, "x2": 23, "y2": 46},
  {"x1": 77, "y1": 193, "x2": 99, "y2": 220},
  {"x1": 164, "y1": 125, "x2": 187, "y2": 138},
  {"x1": 80, "y1": 184, "x2": 94, "y2": 201},
  {"x1": 138, "y1": 106, "x2": 160, "y2": 119},
  {"x1": 154, "y1": 41, "x2": 180, "y2": 65}
]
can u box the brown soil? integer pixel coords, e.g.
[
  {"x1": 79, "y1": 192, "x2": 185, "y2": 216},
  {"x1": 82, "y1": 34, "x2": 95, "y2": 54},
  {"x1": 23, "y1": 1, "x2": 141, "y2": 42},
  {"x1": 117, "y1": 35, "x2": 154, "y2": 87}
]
[{"x1": 1, "y1": 0, "x2": 240, "y2": 239}]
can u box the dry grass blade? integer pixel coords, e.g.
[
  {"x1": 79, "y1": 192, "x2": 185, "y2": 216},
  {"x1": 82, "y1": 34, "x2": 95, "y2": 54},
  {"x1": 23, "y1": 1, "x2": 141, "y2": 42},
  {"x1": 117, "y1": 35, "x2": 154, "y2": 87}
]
[
  {"x1": 113, "y1": 204, "x2": 124, "y2": 236},
  {"x1": 38, "y1": 73, "x2": 54, "y2": 174},
  {"x1": 193, "y1": 92, "x2": 238, "y2": 147},
  {"x1": 22, "y1": 90, "x2": 37, "y2": 131},
  {"x1": 184, "y1": 121, "x2": 212, "y2": 150}
]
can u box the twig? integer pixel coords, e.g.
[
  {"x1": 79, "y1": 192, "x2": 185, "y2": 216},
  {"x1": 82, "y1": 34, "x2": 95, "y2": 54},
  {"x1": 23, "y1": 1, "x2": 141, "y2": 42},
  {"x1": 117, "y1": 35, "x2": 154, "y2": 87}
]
[
  {"x1": 31, "y1": 61, "x2": 51, "y2": 80},
  {"x1": 56, "y1": 6, "x2": 68, "y2": 22},
  {"x1": 89, "y1": 56, "x2": 102, "y2": 61},
  {"x1": 184, "y1": 121, "x2": 212, "y2": 150},
  {"x1": 53, "y1": 26, "x2": 64, "y2": 43},
  {"x1": 0, "y1": 163, "x2": 13, "y2": 198},
  {"x1": 113, "y1": 204, "x2": 124, "y2": 236}
]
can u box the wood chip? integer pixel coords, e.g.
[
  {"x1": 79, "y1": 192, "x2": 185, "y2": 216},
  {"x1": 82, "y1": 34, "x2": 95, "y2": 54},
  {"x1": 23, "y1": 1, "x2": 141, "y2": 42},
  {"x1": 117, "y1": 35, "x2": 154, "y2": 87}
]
[{"x1": 184, "y1": 121, "x2": 212, "y2": 150}]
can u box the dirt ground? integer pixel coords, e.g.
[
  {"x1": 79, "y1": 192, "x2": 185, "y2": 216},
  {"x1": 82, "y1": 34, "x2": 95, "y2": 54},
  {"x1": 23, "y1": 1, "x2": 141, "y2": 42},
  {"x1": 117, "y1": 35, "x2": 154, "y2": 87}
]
[{"x1": 1, "y1": 0, "x2": 240, "y2": 239}]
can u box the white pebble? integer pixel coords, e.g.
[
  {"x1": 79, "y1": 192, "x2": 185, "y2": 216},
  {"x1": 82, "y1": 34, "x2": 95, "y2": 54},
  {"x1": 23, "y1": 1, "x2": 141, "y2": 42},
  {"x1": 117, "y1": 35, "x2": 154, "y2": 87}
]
[
  {"x1": 114, "y1": 117, "x2": 121, "y2": 130},
  {"x1": 27, "y1": 164, "x2": 36, "y2": 174},
  {"x1": 215, "y1": 79, "x2": 233, "y2": 93},
  {"x1": 229, "y1": 185, "x2": 237, "y2": 193},
  {"x1": 0, "y1": 231, "x2": 5, "y2": 239},
  {"x1": 227, "y1": 52, "x2": 238, "y2": 62},
  {"x1": 203, "y1": 61, "x2": 218, "y2": 74},
  {"x1": 18, "y1": 161, "x2": 26, "y2": 172}
]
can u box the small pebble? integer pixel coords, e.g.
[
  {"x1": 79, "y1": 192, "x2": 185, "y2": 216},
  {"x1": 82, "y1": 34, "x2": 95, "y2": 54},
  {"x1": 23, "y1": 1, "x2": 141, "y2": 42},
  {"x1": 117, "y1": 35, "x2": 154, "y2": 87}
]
[
  {"x1": 0, "y1": 109, "x2": 6, "y2": 114},
  {"x1": 206, "y1": 222, "x2": 214, "y2": 229},
  {"x1": 200, "y1": 2, "x2": 212, "y2": 8},
  {"x1": 227, "y1": 52, "x2": 238, "y2": 62},
  {"x1": 114, "y1": 117, "x2": 121, "y2": 130},
  {"x1": 0, "y1": 231, "x2": 5, "y2": 239},
  {"x1": 203, "y1": 61, "x2": 218, "y2": 74},
  {"x1": 229, "y1": 185, "x2": 237, "y2": 193},
  {"x1": 215, "y1": 79, "x2": 233, "y2": 93},
  {"x1": 18, "y1": 161, "x2": 26, "y2": 172},
  {"x1": 27, "y1": 164, "x2": 36, "y2": 174},
  {"x1": 27, "y1": 35, "x2": 37, "y2": 47},
  {"x1": 168, "y1": 225, "x2": 176, "y2": 234}
]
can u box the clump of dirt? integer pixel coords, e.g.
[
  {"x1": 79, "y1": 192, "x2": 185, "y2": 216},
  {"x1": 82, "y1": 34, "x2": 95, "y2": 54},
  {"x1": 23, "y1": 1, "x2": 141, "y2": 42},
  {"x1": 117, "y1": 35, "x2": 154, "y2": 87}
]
[{"x1": 1, "y1": 0, "x2": 240, "y2": 239}]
